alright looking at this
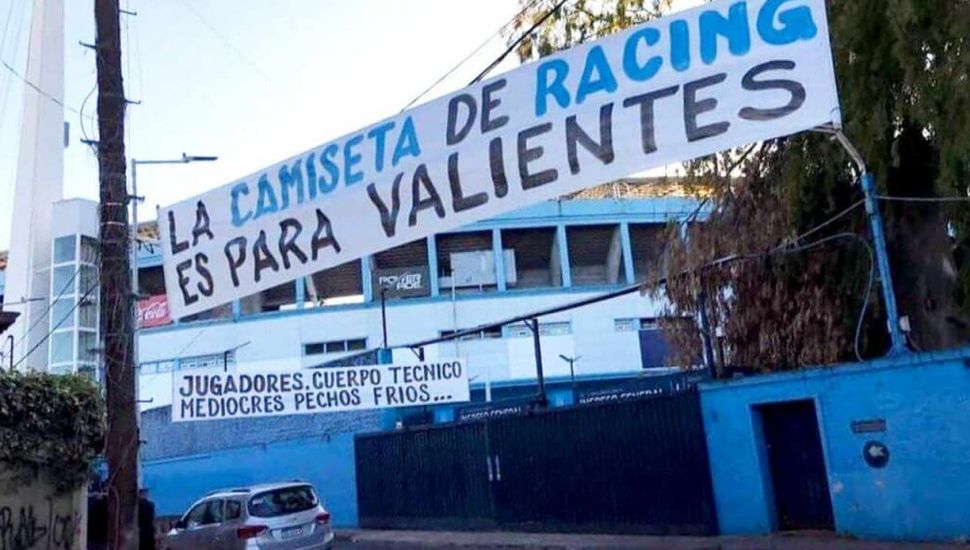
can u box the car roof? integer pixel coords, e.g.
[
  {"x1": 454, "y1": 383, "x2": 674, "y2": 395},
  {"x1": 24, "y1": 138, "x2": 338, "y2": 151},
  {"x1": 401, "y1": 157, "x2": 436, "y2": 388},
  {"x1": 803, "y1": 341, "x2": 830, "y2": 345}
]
[{"x1": 203, "y1": 481, "x2": 313, "y2": 499}]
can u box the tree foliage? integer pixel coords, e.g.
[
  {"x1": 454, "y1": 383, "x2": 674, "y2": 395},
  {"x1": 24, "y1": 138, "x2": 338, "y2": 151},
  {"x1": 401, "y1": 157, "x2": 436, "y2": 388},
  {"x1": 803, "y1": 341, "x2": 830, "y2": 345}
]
[
  {"x1": 0, "y1": 371, "x2": 105, "y2": 491},
  {"x1": 513, "y1": 0, "x2": 970, "y2": 370}
]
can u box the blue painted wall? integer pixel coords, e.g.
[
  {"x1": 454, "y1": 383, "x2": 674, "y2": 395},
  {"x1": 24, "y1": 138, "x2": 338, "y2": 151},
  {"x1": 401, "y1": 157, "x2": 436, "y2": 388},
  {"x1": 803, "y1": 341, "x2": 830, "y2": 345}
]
[
  {"x1": 141, "y1": 372, "x2": 670, "y2": 527},
  {"x1": 700, "y1": 348, "x2": 970, "y2": 542},
  {"x1": 144, "y1": 432, "x2": 361, "y2": 527},
  {"x1": 140, "y1": 406, "x2": 391, "y2": 526}
]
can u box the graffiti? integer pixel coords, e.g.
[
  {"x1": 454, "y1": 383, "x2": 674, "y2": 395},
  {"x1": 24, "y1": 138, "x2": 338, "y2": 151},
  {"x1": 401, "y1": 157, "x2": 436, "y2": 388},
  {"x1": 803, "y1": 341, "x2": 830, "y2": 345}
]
[{"x1": 0, "y1": 498, "x2": 81, "y2": 550}]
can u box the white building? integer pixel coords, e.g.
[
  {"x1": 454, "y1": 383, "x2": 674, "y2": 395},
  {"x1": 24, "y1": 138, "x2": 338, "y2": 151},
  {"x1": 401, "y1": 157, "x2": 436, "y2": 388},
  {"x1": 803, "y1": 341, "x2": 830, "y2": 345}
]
[{"x1": 0, "y1": 181, "x2": 702, "y2": 401}]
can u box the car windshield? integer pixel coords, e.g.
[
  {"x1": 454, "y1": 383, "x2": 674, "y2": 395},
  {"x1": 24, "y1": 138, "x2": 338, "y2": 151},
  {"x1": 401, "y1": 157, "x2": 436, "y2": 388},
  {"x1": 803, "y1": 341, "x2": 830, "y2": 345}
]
[{"x1": 247, "y1": 485, "x2": 318, "y2": 518}]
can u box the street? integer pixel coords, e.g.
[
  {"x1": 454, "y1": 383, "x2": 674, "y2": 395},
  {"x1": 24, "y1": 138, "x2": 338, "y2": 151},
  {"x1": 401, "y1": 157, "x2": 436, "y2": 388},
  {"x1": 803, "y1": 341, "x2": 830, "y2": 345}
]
[{"x1": 332, "y1": 530, "x2": 968, "y2": 550}]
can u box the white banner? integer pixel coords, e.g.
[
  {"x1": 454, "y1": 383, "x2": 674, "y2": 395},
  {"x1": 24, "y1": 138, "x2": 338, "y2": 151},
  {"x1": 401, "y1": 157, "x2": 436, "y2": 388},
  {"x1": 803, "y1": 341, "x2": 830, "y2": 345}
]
[
  {"x1": 171, "y1": 360, "x2": 469, "y2": 422},
  {"x1": 161, "y1": 0, "x2": 840, "y2": 318}
]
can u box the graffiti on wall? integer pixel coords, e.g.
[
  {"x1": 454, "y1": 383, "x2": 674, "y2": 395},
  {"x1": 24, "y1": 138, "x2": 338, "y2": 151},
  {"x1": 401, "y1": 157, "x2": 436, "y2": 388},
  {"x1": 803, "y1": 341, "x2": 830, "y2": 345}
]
[{"x1": 0, "y1": 499, "x2": 81, "y2": 550}]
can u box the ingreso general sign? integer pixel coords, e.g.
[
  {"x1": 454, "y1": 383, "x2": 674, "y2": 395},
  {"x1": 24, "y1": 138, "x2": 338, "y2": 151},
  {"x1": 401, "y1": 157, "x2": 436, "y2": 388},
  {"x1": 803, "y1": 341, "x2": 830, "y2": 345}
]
[{"x1": 160, "y1": 0, "x2": 840, "y2": 318}]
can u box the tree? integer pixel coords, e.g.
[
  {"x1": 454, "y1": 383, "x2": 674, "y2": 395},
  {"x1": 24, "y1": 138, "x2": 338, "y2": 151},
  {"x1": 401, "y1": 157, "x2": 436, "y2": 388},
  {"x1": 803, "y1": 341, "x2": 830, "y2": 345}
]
[{"x1": 512, "y1": 0, "x2": 970, "y2": 370}]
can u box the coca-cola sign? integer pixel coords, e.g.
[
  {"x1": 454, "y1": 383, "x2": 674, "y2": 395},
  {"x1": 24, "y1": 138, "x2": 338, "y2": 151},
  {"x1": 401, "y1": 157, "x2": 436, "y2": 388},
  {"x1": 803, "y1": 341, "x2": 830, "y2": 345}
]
[{"x1": 137, "y1": 295, "x2": 172, "y2": 328}]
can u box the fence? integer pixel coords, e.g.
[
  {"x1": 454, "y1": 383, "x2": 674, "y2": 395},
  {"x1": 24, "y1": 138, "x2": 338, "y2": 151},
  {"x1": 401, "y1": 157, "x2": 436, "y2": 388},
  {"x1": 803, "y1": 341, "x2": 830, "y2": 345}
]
[{"x1": 355, "y1": 389, "x2": 718, "y2": 535}]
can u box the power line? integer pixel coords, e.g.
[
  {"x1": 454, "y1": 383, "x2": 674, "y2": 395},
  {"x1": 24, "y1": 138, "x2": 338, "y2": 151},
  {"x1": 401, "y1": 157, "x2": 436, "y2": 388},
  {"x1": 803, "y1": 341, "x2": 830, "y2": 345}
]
[
  {"x1": 793, "y1": 199, "x2": 865, "y2": 244},
  {"x1": 392, "y1": 198, "x2": 875, "y2": 365},
  {"x1": 400, "y1": 0, "x2": 543, "y2": 112},
  {"x1": 11, "y1": 283, "x2": 98, "y2": 370},
  {"x1": 175, "y1": 0, "x2": 273, "y2": 83},
  {"x1": 0, "y1": 0, "x2": 29, "y2": 138},
  {"x1": 469, "y1": 0, "x2": 571, "y2": 86},
  {"x1": 11, "y1": 264, "x2": 84, "y2": 351},
  {"x1": 875, "y1": 194, "x2": 970, "y2": 203},
  {"x1": 0, "y1": 59, "x2": 90, "y2": 117}
]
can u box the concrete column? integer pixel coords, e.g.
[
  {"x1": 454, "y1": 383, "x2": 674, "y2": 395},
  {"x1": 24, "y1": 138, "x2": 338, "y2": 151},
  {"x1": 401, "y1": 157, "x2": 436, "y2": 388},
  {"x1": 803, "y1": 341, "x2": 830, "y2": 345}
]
[
  {"x1": 492, "y1": 229, "x2": 506, "y2": 292},
  {"x1": 3, "y1": 0, "x2": 66, "y2": 371},
  {"x1": 620, "y1": 222, "x2": 635, "y2": 284},
  {"x1": 427, "y1": 236, "x2": 440, "y2": 297},
  {"x1": 557, "y1": 225, "x2": 572, "y2": 288},
  {"x1": 362, "y1": 256, "x2": 374, "y2": 302}
]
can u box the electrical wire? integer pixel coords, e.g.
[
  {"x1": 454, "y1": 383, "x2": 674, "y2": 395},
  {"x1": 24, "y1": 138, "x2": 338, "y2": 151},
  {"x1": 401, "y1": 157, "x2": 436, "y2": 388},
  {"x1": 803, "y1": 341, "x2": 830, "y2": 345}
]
[
  {"x1": 10, "y1": 264, "x2": 84, "y2": 352},
  {"x1": 469, "y1": 0, "x2": 572, "y2": 85},
  {"x1": 1, "y1": 59, "x2": 88, "y2": 117},
  {"x1": 400, "y1": 0, "x2": 543, "y2": 112},
  {"x1": 745, "y1": 232, "x2": 875, "y2": 363},
  {"x1": 175, "y1": 0, "x2": 273, "y2": 83},
  {"x1": 400, "y1": 201, "x2": 873, "y2": 363},
  {"x1": 875, "y1": 194, "x2": 970, "y2": 203},
  {"x1": 791, "y1": 199, "x2": 865, "y2": 244},
  {"x1": 11, "y1": 283, "x2": 98, "y2": 370},
  {"x1": 0, "y1": 0, "x2": 26, "y2": 125},
  {"x1": 174, "y1": 323, "x2": 211, "y2": 359}
]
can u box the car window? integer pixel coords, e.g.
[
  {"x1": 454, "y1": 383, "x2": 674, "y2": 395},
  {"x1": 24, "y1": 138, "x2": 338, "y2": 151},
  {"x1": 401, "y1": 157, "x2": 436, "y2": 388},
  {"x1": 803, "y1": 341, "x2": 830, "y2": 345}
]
[
  {"x1": 226, "y1": 500, "x2": 242, "y2": 520},
  {"x1": 202, "y1": 500, "x2": 224, "y2": 525},
  {"x1": 248, "y1": 485, "x2": 318, "y2": 518},
  {"x1": 184, "y1": 502, "x2": 208, "y2": 526}
]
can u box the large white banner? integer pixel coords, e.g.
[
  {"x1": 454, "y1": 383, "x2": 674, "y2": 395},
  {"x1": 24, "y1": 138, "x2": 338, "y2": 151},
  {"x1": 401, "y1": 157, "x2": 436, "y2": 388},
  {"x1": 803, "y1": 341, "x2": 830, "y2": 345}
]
[
  {"x1": 172, "y1": 360, "x2": 469, "y2": 422},
  {"x1": 161, "y1": 0, "x2": 840, "y2": 318}
]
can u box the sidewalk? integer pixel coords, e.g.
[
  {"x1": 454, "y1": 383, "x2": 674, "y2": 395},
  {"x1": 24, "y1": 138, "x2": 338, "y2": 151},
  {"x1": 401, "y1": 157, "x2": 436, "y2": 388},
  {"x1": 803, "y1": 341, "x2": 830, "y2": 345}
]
[{"x1": 336, "y1": 529, "x2": 967, "y2": 549}]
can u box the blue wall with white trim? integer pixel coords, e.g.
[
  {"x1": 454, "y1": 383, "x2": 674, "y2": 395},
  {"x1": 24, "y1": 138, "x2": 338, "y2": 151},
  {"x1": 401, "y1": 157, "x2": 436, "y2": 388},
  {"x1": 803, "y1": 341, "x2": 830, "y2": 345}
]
[{"x1": 699, "y1": 348, "x2": 970, "y2": 542}]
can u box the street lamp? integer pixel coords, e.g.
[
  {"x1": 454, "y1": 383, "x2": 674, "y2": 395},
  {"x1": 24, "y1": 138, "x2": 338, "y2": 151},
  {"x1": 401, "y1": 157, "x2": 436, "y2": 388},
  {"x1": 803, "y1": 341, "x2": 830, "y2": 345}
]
[
  {"x1": 559, "y1": 354, "x2": 581, "y2": 395},
  {"x1": 129, "y1": 153, "x2": 216, "y2": 489},
  {"x1": 130, "y1": 153, "x2": 218, "y2": 304}
]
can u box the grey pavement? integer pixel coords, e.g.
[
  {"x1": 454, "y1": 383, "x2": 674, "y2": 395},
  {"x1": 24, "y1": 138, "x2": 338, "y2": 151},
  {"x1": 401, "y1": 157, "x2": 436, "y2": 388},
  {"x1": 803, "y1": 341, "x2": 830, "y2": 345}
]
[{"x1": 334, "y1": 530, "x2": 968, "y2": 550}]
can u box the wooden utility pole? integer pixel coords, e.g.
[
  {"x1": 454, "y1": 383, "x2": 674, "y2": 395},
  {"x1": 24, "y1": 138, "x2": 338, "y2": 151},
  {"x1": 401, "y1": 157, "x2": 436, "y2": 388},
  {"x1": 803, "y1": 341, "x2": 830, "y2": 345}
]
[{"x1": 95, "y1": 0, "x2": 138, "y2": 547}]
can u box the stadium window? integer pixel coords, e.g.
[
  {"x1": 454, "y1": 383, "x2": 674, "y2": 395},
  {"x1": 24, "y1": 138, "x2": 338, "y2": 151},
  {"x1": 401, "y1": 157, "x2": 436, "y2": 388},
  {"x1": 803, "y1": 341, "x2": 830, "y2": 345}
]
[
  {"x1": 305, "y1": 260, "x2": 365, "y2": 307},
  {"x1": 501, "y1": 227, "x2": 562, "y2": 289},
  {"x1": 567, "y1": 224, "x2": 625, "y2": 286},
  {"x1": 304, "y1": 338, "x2": 368, "y2": 356},
  {"x1": 240, "y1": 280, "x2": 297, "y2": 315},
  {"x1": 630, "y1": 223, "x2": 672, "y2": 283},
  {"x1": 436, "y1": 231, "x2": 496, "y2": 294},
  {"x1": 503, "y1": 321, "x2": 572, "y2": 338},
  {"x1": 439, "y1": 326, "x2": 502, "y2": 341}
]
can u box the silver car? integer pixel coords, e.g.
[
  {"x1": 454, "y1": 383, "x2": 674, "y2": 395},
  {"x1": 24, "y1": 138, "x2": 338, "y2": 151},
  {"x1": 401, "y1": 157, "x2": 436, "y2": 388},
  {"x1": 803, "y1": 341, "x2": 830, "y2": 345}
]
[{"x1": 164, "y1": 481, "x2": 334, "y2": 550}]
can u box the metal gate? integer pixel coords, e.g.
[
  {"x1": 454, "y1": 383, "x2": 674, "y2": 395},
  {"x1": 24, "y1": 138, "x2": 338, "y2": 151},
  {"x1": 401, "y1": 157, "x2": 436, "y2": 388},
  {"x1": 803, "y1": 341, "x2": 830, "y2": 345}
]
[{"x1": 354, "y1": 390, "x2": 718, "y2": 534}]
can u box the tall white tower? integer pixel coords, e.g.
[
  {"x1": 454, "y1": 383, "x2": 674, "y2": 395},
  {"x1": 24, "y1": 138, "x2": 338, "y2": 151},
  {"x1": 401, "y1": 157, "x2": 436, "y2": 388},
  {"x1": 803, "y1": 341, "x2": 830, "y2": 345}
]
[{"x1": 2, "y1": 0, "x2": 65, "y2": 371}]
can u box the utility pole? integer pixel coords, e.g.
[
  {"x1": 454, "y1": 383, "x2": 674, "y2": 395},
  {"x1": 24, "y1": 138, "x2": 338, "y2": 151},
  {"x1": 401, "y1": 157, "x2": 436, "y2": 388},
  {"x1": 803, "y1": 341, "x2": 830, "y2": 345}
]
[{"x1": 95, "y1": 0, "x2": 138, "y2": 547}]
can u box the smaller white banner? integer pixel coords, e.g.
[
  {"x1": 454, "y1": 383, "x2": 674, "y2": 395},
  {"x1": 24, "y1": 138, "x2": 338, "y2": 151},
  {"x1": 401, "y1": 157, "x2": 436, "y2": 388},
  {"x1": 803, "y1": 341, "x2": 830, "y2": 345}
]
[{"x1": 171, "y1": 360, "x2": 469, "y2": 422}]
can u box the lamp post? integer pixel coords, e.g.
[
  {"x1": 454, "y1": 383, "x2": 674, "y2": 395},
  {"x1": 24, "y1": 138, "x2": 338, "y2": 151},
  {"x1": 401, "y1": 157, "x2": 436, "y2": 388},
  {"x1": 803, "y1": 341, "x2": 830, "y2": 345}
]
[
  {"x1": 559, "y1": 354, "x2": 581, "y2": 397},
  {"x1": 129, "y1": 153, "x2": 216, "y2": 488},
  {"x1": 130, "y1": 154, "x2": 218, "y2": 303}
]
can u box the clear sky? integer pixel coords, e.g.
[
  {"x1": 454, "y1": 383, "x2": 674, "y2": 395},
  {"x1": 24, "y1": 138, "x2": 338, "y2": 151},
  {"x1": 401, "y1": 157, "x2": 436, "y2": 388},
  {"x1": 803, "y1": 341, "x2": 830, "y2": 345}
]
[{"x1": 0, "y1": 0, "x2": 702, "y2": 250}]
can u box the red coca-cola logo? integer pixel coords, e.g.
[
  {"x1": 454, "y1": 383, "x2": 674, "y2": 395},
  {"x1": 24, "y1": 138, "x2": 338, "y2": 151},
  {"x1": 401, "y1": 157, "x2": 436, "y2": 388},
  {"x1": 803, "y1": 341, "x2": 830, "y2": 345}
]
[{"x1": 137, "y1": 295, "x2": 171, "y2": 328}]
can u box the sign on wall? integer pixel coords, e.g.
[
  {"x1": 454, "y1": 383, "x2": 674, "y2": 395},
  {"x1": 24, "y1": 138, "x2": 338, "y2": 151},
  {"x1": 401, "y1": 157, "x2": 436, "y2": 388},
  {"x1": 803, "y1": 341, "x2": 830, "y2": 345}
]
[
  {"x1": 136, "y1": 295, "x2": 172, "y2": 328},
  {"x1": 171, "y1": 360, "x2": 469, "y2": 422},
  {"x1": 373, "y1": 266, "x2": 432, "y2": 299},
  {"x1": 160, "y1": 0, "x2": 841, "y2": 318}
]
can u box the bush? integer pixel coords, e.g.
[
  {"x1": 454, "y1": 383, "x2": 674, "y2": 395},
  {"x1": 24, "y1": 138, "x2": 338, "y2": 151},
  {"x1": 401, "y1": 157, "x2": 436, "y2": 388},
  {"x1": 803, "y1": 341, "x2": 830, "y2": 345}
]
[{"x1": 0, "y1": 370, "x2": 106, "y2": 491}]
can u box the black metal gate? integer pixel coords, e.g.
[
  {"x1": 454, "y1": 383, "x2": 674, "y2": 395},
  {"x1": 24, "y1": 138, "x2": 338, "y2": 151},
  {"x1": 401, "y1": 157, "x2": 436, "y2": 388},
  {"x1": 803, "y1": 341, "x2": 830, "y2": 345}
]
[
  {"x1": 759, "y1": 400, "x2": 835, "y2": 531},
  {"x1": 355, "y1": 390, "x2": 718, "y2": 534}
]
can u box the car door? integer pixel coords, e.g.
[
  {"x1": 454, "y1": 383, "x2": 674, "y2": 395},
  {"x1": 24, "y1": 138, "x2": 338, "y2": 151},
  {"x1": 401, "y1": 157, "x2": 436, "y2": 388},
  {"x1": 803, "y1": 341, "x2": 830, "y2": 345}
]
[
  {"x1": 181, "y1": 499, "x2": 226, "y2": 549},
  {"x1": 167, "y1": 500, "x2": 210, "y2": 550},
  {"x1": 218, "y1": 499, "x2": 245, "y2": 550}
]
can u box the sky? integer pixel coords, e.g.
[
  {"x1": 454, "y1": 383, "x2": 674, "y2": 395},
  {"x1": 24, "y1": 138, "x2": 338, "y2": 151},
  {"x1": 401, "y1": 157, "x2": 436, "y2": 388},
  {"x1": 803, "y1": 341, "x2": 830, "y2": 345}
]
[{"x1": 0, "y1": 0, "x2": 703, "y2": 251}]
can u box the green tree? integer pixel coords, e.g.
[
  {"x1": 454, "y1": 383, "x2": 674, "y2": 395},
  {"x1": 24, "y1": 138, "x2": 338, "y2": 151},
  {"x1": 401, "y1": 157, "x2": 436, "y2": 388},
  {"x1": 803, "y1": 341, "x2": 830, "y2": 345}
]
[{"x1": 513, "y1": 0, "x2": 970, "y2": 369}]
